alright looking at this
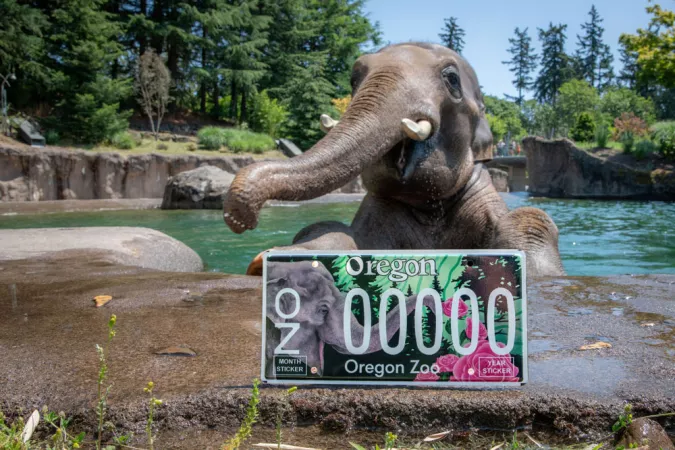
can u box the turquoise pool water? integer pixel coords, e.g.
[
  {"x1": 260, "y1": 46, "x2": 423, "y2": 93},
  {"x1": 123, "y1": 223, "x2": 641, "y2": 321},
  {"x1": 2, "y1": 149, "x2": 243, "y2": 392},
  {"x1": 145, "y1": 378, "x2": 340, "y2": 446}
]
[{"x1": 1, "y1": 194, "x2": 673, "y2": 276}]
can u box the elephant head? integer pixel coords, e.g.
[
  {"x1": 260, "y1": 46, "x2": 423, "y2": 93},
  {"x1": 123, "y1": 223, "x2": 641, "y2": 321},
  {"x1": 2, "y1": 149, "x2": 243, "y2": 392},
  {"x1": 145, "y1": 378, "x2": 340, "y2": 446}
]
[
  {"x1": 224, "y1": 42, "x2": 493, "y2": 232},
  {"x1": 265, "y1": 260, "x2": 435, "y2": 377}
]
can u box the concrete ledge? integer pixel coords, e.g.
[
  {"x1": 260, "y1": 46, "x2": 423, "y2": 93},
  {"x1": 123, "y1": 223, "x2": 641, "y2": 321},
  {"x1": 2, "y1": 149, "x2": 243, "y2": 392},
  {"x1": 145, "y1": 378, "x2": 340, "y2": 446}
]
[{"x1": 0, "y1": 253, "x2": 673, "y2": 447}]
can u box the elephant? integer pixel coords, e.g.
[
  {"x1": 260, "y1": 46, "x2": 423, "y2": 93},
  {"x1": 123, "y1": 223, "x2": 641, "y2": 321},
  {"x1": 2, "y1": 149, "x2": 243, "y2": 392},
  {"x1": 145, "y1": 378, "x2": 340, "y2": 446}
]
[
  {"x1": 265, "y1": 260, "x2": 438, "y2": 378},
  {"x1": 224, "y1": 42, "x2": 565, "y2": 277}
]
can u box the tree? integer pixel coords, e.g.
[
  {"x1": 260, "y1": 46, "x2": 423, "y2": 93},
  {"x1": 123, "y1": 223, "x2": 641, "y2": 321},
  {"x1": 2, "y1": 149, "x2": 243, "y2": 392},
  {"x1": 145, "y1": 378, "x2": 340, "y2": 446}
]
[
  {"x1": 620, "y1": 3, "x2": 675, "y2": 89},
  {"x1": 570, "y1": 111, "x2": 595, "y2": 142},
  {"x1": 439, "y1": 17, "x2": 466, "y2": 54},
  {"x1": 484, "y1": 95, "x2": 525, "y2": 139},
  {"x1": 45, "y1": 0, "x2": 132, "y2": 143},
  {"x1": 576, "y1": 5, "x2": 614, "y2": 91},
  {"x1": 599, "y1": 87, "x2": 656, "y2": 124},
  {"x1": 618, "y1": 42, "x2": 640, "y2": 89},
  {"x1": 136, "y1": 50, "x2": 171, "y2": 140},
  {"x1": 503, "y1": 27, "x2": 538, "y2": 105},
  {"x1": 555, "y1": 79, "x2": 600, "y2": 133},
  {"x1": 534, "y1": 23, "x2": 573, "y2": 105}
]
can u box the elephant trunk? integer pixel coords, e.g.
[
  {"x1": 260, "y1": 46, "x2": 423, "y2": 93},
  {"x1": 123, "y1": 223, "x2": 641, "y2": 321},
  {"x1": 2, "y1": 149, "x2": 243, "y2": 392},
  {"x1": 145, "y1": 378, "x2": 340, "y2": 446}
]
[{"x1": 223, "y1": 72, "x2": 409, "y2": 233}]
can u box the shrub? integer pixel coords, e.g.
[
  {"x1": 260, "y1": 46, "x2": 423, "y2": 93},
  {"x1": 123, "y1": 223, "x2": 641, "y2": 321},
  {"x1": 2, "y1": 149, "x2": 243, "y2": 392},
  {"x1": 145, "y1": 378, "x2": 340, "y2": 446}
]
[
  {"x1": 613, "y1": 112, "x2": 649, "y2": 141},
  {"x1": 198, "y1": 126, "x2": 275, "y2": 153},
  {"x1": 249, "y1": 90, "x2": 288, "y2": 138},
  {"x1": 651, "y1": 121, "x2": 675, "y2": 160},
  {"x1": 198, "y1": 126, "x2": 225, "y2": 150},
  {"x1": 45, "y1": 130, "x2": 60, "y2": 145},
  {"x1": 595, "y1": 124, "x2": 610, "y2": 148},
  {"x1": 633, "y1": 140, "x2": 656, "y2": 160},
  {"x1": 332, "y1": 95, "x2": 351, "y2": 115},
  {"x1": 187, "y1": 143, "x2": 197, "y2": 152},
  {"x1": 110, "y1": 131, "x2": 136, "y2": 149},
  {"x1": 157, "y1": 143, "x2": 168, "y2": 150},
  {"x1": 620, "y1": 131, "x2": 635, "y2": 153},
  {"x1": 570, "y1": 112, "x2": 596, "y2": 143}
]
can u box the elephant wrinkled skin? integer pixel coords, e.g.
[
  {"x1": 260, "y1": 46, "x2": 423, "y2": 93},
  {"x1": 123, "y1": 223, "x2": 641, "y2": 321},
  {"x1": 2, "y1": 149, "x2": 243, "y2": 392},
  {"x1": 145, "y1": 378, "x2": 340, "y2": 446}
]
[{"x1": 223, "y1": 43, "x2": 564, "y2": 277}]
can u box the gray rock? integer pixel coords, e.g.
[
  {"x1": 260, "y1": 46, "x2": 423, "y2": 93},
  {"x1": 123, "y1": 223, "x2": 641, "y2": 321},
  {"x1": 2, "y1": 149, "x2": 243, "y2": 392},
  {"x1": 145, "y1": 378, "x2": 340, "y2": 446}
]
[
  {"x1": 0, "y1": 227, "x2": 203, "y2": 272},
  {"x1": 616, "y1": 417, "x2": 675, "y2": 450},
  {"x1": 161, "y1": 165, "x2": 234, "y2": 209},
  {"x1": 277, "y1": 138, "x2": 303, "y2": 157},
  {"x1": 523, "y1": 137, "x2": 675, "y2": 200},
  {"x1": 488, "y1": 167, "x2": 509, "y2": 192}
]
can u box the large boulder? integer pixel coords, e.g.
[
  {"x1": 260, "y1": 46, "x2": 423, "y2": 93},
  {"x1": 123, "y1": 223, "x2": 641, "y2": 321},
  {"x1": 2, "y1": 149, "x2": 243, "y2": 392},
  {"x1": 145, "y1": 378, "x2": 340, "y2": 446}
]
[
  {"x1": 616, "y1": 417, "x2": 675, "y2": 450},
  {"x1": 0, "y1": 227, "x2": 203, "y2": 272},
  {"x1": 523, "y1": 137, "x2": 675, "y2": 200},
  {"x1": 161, "y1": 165, "x2": 234, "y2": 209}
]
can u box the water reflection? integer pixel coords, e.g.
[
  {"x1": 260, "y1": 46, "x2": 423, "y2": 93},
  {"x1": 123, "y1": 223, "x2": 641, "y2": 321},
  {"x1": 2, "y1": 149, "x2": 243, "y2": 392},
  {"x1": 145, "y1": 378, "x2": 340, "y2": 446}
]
[{"x1": 0, "y1": 194, "x2": 673, "y2": 276}]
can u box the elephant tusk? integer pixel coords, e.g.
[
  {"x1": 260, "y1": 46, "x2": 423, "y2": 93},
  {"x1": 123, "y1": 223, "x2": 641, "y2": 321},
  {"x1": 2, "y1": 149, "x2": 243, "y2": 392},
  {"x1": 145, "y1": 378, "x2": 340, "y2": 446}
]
[
  {"x1": 401, "y1": 118, "x2": 432, "y2": 141},
  {"x1": 320, "y1": 114, "x2": 339, "y2": 133}
]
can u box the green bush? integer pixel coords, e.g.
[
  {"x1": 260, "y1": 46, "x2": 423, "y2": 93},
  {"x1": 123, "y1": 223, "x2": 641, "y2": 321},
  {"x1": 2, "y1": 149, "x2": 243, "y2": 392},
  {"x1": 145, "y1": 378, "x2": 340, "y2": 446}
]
[
  {"x1": 45, "y1": 130, "x2": 60, "y2": 145},
  {"x1": 249, "y1": 90, "x2": 288, "y2": 138},
  {"x1": 595, "y1": 124, "x2": 610, "y2": 149},
  {"x1": 651, "y1": 121, "x2": 675, "y2": 160},
  {"x1": 620, "y1": 131, "x2": 635, "y2": 153},
  {"x1": 198, "y1": 126, "x2": 275, "y2": 153},
  {"x1": 198, "y1": 126, "x2": 226, "y2": 150},
  {"x1": 633, "y1": 140, "x2": 656, "y2": 160},
  {"x1": 570, "y1": 112, "x2": 596, "y2": 143},
  {"x1": 110, "y1": 131, "x2": 136, "y2": 149}
]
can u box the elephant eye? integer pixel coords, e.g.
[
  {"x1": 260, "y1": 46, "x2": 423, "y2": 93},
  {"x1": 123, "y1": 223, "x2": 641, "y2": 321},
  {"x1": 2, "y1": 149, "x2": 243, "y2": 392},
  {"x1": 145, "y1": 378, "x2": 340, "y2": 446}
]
[
  {"x1": 318, "y1": 305, "x2": 329, "y2": 315},
  {"x1": 442, "y1": 66, "x2": 462, "y2": 100}
]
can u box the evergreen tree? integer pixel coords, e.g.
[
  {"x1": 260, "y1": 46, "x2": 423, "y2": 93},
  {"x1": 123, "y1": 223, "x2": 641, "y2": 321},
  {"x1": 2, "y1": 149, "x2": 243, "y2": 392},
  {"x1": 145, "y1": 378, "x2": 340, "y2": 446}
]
[
  {"x1": 576, "y1": 5, "x2": 614, "y2": 91},
  {"x1": 431, "y1": 275, "x2": 443, "y2": 296},
  {"x1": 502, "y1": 27, "x2": 538, "y2": 105},
  {"x1": 439, "y1": 17, "x2": 465, "y2": 54},
  {"x1": 45, "y1": 0, "x2": 132, "y2": 142},
  {"x1": 618, "y1": 43, "x2": 639, "y2": 89},
  {"x1": 534, "y1": 23, "x2": 572, "y2": 105},
  {"x1": 406, "y1": 285, "x2": 414, "y2": 297}
]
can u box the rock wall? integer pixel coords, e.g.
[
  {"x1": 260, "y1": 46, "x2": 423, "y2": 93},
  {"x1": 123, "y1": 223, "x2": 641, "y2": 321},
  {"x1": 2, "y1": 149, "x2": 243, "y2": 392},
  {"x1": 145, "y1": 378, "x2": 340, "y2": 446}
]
[
  {"x1": 0, "y1": 146, "x2": 263, "y2": 202},
  {"x1": 523, "y1": 137, "x2": 675, "y2": 200}
]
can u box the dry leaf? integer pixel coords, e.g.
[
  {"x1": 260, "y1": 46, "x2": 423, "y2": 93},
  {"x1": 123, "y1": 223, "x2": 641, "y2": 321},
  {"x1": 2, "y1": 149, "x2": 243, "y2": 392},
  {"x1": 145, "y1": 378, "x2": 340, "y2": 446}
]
[
  {"x1": 21, "y1": 410, "x2": 40, "y2": 443},
  {"x1": 579, "y1": 341, "x2": 612, "y2": 350},
  {"x1": 155, "y1": 346, "x2": 197, "y2": 357},
  {"x1": 489, "y1": 444, "x2": 504, "y2": 450},
  {"x1": 252, "y1": 445, "x2": 320, "y2": 450},
  {"x1": 423, "y1": 430, "x2": 452, "y2": 442},
  {"x1": 640, "y1": 323, "x2": 655, "y2": 327},
  {"x1": 93, "y1": 295, "x2": 112, "y2": 307},
  {"x1": 523, "y1": 431, "x2": 542, "y2": 448}
]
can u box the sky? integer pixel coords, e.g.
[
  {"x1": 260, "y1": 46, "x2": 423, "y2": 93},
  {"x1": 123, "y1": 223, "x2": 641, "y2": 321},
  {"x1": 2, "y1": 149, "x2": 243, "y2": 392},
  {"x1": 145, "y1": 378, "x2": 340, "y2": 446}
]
[{"x1": 362, "y1": 0, "x2": 653, "y2": 99}]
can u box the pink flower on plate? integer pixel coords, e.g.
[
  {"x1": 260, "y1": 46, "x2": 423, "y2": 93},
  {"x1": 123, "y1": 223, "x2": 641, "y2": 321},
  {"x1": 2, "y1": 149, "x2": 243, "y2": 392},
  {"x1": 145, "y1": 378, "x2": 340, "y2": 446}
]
[
  {"x1": 450, "y1": 340, "x2": 520, "y2": 382},
  {"x1": 435, "y1": 354, "x2": 459, "y2": 373},
  {"x1": 442, "y1": 297, "x2": 468, "y2": 318},
  {"x1": 466, "y1": 318, "x2": 488, "y2": 341},
  {"x1": 414, "y1": 371, "x2": 440, "y2": 382}
]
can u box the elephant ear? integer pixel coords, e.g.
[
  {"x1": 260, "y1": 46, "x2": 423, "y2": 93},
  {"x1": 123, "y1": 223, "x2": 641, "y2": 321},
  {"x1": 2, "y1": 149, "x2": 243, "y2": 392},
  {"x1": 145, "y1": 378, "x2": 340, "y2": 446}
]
[
  {"x1": 266, "y1": 276, "x2": 293, "y2": 323},
  {"x1": 472, "y1": 114, "x2": 493, "y2": 163}
]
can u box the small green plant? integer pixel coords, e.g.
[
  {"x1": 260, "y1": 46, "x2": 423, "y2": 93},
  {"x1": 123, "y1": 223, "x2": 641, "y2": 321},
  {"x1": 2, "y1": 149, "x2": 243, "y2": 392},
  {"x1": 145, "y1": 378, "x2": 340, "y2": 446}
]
[
  {"x1": 275, "y1": 386, "x2": 297, "y2": 449},
  {"x1": 198, "y1": 126, "x2": 275, "y2": 153},
  {"x1": 110, "y1": 131, "x2": 136, "y2": 150},
  {"x1": 595, "y1": 123, "x2": 610, "y2": 149},
  {"x1": 651, "y1": 121, "x2": 675, "y2": 160},
  {"x1": 0, "y1": 410, "x2": 26, "y2": 450},
  {"x1": 45, "y1": 130, "x2": 60, "y2": 146},
  {"x1": 349, "y1": 432, "x2": 398, "y2": 450},
  {"x1": 43, "y1": 408, "x2": 85, "y2": 449},
  {"x1": 620, "y1": 131, "x2": 635, "y2": 153},
  {"x1": 633, "y1": 140, "x2": 656, "y2": 160},
  {"x1": 187, "y1": 143, "x2": 197, "y2": 152},
  {"x1": 570, "y1": 111, "x2": 596, "y2": 143},
  {"x1": 96, "y1": 314, "x2": 117, "y2": 450},
  {"x1": 612, "y1": 404, "x2": 633, "y2": 433},
  {"x1": 221, "y1": 378, "x2": 261, "y2": 450},
  {"x1": 144, "y1": 381, "x2": 163, "y2": 450},
  {"x1": 156, "y1": 142, "x2": 168, "y2": 151}
]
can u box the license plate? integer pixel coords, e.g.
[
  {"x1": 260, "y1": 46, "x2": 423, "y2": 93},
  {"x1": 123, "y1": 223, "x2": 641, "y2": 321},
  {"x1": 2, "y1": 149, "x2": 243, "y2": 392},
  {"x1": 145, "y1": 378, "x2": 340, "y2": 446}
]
[{"x1": 261, "y1": 251, "x2": 527, "y2": 387}]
